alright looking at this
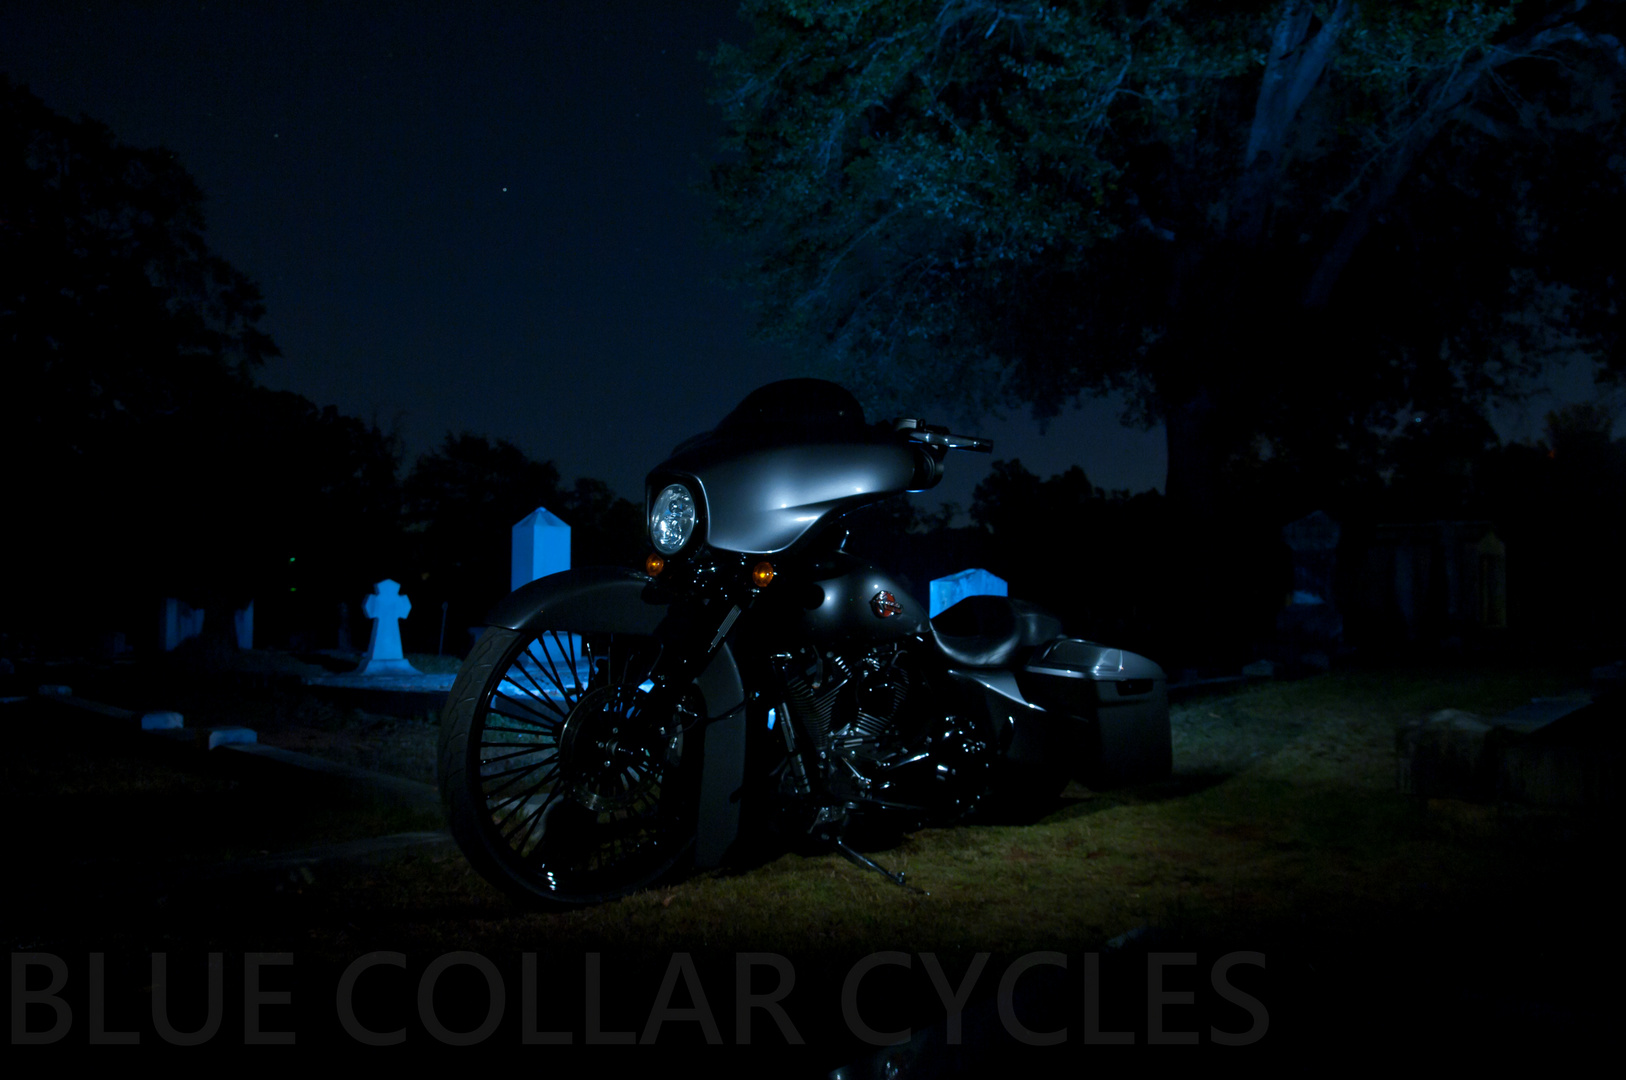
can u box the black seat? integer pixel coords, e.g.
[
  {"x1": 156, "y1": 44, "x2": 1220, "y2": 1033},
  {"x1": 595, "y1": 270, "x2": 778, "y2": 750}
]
[{"x1": 930, "y1": 595, "x2": 1063, "y2": 668}]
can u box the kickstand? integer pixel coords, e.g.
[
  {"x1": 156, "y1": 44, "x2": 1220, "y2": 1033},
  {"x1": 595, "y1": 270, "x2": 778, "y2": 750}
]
[{"x1": 835, "y1": 839, "x2": 929, "y2": 896}]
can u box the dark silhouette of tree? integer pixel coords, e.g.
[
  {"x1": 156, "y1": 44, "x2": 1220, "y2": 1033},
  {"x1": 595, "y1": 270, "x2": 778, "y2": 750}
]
[
  {"x1": 1477, "y1": 404, "x2": 1625, "y2": 641},
  {"x1": 401, "y1": 435, "x2": 645, "y2": 651},
  {"x1": 404, "y1": 434, "x2": 565, "y2": 616},
  {"x1": 708, "y1": 1, "x2": 1624, "y2": 518},
  {"x1": 2, "y1": 81, "x2": 653, "y2": 656},
  {"x1": 961, "y1": 458, "x2": 1263, "y2": 663},
  {"x1": 2, "y1": 78, "x2": 288, "y2": 643},
  {"x1": 211, "y1": 390, "x2": 405, "y2": 648},
  {"x1": 558, "y1": 476, "x2": 646, "y2": 570},
  {"x1": 2, "y1": 77, "x2": 278, "y2": 428}
]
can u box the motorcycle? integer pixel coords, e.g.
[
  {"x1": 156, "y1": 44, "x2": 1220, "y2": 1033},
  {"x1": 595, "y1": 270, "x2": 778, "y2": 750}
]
[{"x1": 438, "y1": 379, "x2": 1171, "y2": 906}]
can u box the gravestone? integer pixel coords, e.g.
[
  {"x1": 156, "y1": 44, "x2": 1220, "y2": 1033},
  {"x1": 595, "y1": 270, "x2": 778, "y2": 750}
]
[
  {"x1": 337, "y1": 602, "x2": 353, "y2": 652},
  {"x1": 160, "y1": 598, "x2": 206, "y2": 651},
  {"x1": 356, "y1": 579, "x2": 419, "y2": 676},
  {"x1": 512, "y1": 507, "x2": 571, "y2": 591},
  {"x1": 517, "y1": 507, "x2": 575, "y2": 592},
  {"x1": 233, "y1": 601, "x2": 254, "y2": 650},
  {"x1": 929, "y1": 567, "x2": 1007, "y2": 618},
  {"x1": 1277, "y1": 511, "x2": 1343, "y2": 655},
  {"x1": 1365, "y1": 522, "x2": 1506, "y2": 641}
]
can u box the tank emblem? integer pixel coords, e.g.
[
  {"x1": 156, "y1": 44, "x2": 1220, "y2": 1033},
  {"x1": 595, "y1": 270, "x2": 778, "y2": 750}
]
[{"x1": 870, "y1": 590, "x2": 903, "y2": 618}]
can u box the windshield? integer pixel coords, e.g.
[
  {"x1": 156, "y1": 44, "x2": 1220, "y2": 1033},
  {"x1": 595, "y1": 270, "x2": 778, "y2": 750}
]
[{"x1": 713, "y1": 379, "x2": 867, "y2": 439}]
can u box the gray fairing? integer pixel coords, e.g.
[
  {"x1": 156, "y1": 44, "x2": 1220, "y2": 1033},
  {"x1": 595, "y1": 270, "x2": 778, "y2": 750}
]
[
  {"x1": 484, "y1": 566, "x2": 747, "y2": 868},
  {"x1": 650, "y1": 433, "x2": 930, "y2": 555}
]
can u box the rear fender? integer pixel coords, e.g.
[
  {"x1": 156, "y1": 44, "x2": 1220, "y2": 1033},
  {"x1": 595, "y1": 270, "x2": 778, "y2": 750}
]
[{"x1": 485, "y1": 567, "x2": 747, "y2": 868}]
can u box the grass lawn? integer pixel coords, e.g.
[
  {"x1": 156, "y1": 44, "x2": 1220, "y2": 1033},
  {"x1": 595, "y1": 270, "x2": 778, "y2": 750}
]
[{"x1": 8, "y1": 650, "x2": 1614, "y2": 1059}]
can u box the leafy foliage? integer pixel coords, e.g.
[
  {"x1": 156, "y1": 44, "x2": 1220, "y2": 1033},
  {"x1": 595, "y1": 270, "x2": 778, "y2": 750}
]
[{"x1": 710, "y1": 1, "x2": 1625, "y2": 511}]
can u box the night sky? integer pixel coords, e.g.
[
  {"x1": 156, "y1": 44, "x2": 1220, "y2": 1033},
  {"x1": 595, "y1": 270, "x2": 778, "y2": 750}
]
[
  {"x1": 0, "y1": 0, "x2": 1178, "y2": 516},
  {"x1": 5, "y1": 1, "x2": 1614, "y2": 516}
]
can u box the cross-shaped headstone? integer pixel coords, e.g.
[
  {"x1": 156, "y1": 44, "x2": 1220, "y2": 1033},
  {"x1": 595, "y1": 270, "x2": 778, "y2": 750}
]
[{"x1": 356, "y1": 579, "x2": 420, "y2": 676}]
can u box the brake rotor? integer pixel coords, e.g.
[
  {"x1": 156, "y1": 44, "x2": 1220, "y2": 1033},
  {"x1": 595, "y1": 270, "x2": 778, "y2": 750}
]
[{"x1": 556, "y1": 684, "x2": 678, "y2": 812}]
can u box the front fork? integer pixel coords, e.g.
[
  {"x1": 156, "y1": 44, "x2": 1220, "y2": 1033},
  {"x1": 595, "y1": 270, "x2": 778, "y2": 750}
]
[{"x1": 636, "y1": 592, "x2": 747, "y2": 728}]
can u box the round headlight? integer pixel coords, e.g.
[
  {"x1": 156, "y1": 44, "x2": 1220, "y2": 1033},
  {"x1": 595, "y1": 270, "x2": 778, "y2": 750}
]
[{"x1": 650, "y1": 483, "x2": 698, "y2": 555}]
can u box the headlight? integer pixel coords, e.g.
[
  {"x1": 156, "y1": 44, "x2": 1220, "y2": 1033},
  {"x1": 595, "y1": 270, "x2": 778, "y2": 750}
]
[{"x1": 649, "y1": 483, "x2": 698, "y2": 554}]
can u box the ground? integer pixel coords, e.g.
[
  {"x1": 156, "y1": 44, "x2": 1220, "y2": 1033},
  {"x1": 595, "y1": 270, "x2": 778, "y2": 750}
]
[{"x1": 5, "y1": 645, "x2": 1617, "y2": 1066}]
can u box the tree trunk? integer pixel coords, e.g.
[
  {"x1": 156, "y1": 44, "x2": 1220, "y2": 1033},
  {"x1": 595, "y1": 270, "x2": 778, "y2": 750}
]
[{"x1": 1162, "y1": 387, "x2": 1221, "y2": 523}]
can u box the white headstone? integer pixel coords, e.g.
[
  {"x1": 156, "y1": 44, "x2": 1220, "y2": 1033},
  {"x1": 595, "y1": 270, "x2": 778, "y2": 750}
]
[
  {"x1": 233, "y1": 601, "x2": 254, "y2": 650},
  {"x1": 929, "y1": 567, "x2": 1008, "y2": 618},
  {"x1": 511, "y1": 507, "x2": 571, "y2": 591},
  {"x1": 357, "y1": 579, "x2": 420, "y2": 676},
  {"x1": 160, "y1": 598, "x2": 206, "y2": 651}
]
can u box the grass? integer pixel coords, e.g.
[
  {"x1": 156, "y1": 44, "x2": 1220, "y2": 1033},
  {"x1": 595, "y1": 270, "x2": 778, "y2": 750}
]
[
  {"x1": 260, "y1": 657, "x2": 1603, "y2": 965},
  {"x1": 9, "y1": 653, "x2": 1612, "y2": 956},
  {"x1": 9, "y1": 651, "x2": 1612, "y2": 1055}
]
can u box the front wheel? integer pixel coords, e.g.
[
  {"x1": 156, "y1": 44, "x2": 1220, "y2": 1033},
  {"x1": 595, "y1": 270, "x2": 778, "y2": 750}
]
[{"x1": 439, "y1": 625, "x2": 701, "y2": 906}]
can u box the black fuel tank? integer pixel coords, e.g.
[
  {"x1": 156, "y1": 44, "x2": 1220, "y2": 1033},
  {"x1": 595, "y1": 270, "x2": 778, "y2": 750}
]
[{"x1": 791, "y1": 553, "x2": 929, "y2": 644}]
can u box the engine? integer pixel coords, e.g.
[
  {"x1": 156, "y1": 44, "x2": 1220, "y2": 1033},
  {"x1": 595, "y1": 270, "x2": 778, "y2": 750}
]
[{"x1": 774, "y1": 641, "x2": 991, "y2": 822}]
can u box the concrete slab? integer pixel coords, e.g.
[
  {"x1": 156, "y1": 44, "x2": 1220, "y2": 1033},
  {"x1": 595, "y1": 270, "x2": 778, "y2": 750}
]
[
  {"x1": 304, "y1": 672, "x2": 457, "y2": 692},
  {"x1": 148, "y1": 724, "x2": 260, "y2": 751},
  {"x1": 140, "y1": 710, "x2": 184, "y2": 731},
  {"x1": 50, "y1": 695, "x2": 136, "y2": 721},
  {"x1": 1399, "y1": 692, "x2": 1616, "y2": 808},
  {"x1": 301, "y1": 671, "x2": 456, "y2": 719},
  {"x1": 1495, "y1": 695, "x2": 1594, "y2": 735},
  {"x1": 206, "y1": 726, "x2": 258, "y2": 748}
]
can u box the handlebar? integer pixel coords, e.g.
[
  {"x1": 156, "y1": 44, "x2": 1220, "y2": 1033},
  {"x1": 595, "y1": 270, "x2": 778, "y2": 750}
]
[{"x1": 893, "y1": 418, "x2": 993, "y2": 453}]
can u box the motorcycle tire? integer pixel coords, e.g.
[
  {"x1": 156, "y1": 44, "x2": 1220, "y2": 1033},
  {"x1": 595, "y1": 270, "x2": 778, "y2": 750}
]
[{"x1": 439, "y1": 625, "x2": 699, "y2": 906}]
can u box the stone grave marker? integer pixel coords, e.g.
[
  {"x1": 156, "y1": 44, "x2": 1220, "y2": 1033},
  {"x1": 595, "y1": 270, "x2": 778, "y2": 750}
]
[
  {"x1": 1368, "y1": 521, "x2": 1507, "y2": 640},
  {"x1": 160, "y1": 598, "x2": 206, "y2": 651},
  {"x1": 140, "y1": 710, "x2": 184, "y2": 731},
  {"x1": 1277, "y1": 511, "x2": 1343, "y2": 656},
  {"x1": 929, "y1": 567, "x2": 1007, "y2": 618},
  {"x1": 512, "y1": 507, "x2": 570, "y2": 591},
  {"x1": 356, "y1": 579, "x2": 419, "y2": 676},
  {"x1": 233, "y1": 601, "x2": 254, "y2": 650}
]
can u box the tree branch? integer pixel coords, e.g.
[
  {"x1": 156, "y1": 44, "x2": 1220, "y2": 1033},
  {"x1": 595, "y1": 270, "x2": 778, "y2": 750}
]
[
  {"x1": 1235, "y1": 0, "x2": 1356, "y2": 245},
  {"x1": 1305, "y1": 8, "x2": 1621, "y2": 308},
  {"x1": 1244, "y1": 1, "x2": 1314, "y2": 170}
]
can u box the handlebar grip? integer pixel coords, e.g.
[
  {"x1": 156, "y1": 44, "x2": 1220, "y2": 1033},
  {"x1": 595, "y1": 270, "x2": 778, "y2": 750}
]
[{"x1": 896, "y1": 420, "x2": 992, "y2": 453}]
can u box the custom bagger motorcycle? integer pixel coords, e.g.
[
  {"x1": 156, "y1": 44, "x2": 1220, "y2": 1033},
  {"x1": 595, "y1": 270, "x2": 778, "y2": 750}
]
[{"x1": 439, "y1": 380, "x2": 1170, "y2": 905}]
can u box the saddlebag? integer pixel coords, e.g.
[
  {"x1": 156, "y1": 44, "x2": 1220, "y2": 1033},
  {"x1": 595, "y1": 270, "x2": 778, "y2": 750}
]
[{"x1": 1017, "y1": 640, "x2": 1172, "y2": 787}]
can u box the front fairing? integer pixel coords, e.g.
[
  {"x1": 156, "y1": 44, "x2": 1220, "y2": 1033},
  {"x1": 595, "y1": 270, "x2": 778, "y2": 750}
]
[{"x1": 649, "y1": 431, "x2": 923, "y2": 555}]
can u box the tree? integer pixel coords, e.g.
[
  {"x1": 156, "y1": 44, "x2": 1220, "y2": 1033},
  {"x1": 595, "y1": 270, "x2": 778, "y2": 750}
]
[
  {"x1": 403, "y1": 433, "x2": 566, "y2": 615},
  {"x1": 557, "y1": 476, "x2": 647, "y2": 570},
  {"x1": 400, "y1": 436, "x2": 645, "y2": 650},
  {"x1": 2, "y1": 77, "x2": 278, "y2": 436},
  {"x1": 709, "y1": 1, "x2": 1624, "y2": 517},
  {"x1": 2, "y1": 78, "x2": 287, "y2": 640}
]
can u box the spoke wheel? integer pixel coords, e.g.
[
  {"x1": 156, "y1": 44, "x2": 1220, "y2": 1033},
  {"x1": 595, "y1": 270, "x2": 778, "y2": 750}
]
[{"x1": 439, "y1": 626, "x2": 699, "y2": 905}]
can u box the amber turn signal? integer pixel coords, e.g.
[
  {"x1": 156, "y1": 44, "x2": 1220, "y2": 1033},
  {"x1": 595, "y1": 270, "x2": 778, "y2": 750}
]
[
  {"x1": 644, "y1": 552, "x2": 665, "y2": 577},
  {"x1": 751, "y1": 561, "x2": 775, "y2": 587}
]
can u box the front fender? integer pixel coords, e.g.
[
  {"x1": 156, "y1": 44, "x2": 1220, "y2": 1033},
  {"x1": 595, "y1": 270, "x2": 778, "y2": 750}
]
[{"x1": 484, "y1": 566, "x2": 747, "y2": 868}]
